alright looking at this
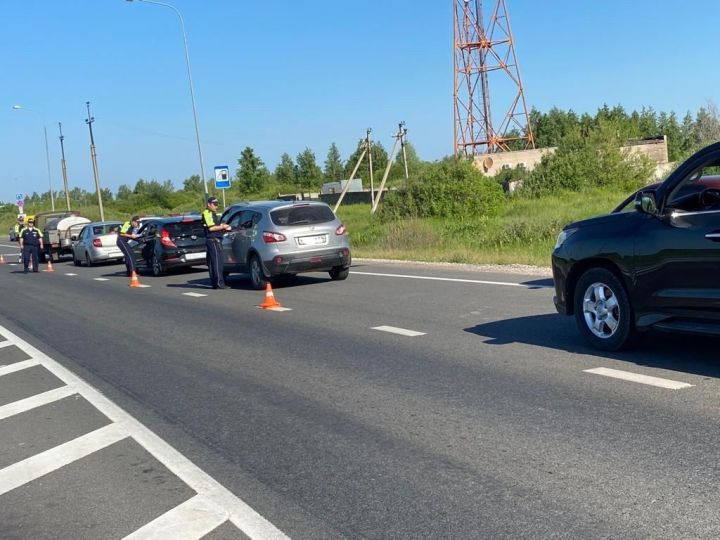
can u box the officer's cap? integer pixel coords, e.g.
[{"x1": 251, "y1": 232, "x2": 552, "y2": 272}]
[
  {"x1": 27, "y1": 219, "x2": 35, "y2": 224},
  {"x1": 207, "y1": 197, "x2": 219, "y2": 205}
]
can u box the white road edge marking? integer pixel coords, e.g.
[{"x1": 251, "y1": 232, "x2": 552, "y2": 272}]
[
  {"x1": 372, "y1": 325, "x2": 426, "y2": 337},
  {"x1": 182, "y1": 292, "x2": 208, "y2": 298},
  {"x1": 352, "y1": 270, "x2": 552, "y2": 288},
  {"x1": 584, "y1": 367, "x2": 694, "y2": 390},
  {"x1": 0, "y1": 324, "x2": 289, "y2": 539},
  {"x1": 123, "y1": 494, "x2": 227, "y2": 540}
]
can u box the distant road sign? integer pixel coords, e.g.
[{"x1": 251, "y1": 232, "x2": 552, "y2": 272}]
[
  {"x1": 17, "y1": 200, "x2": 24, "y2": 208},
  {"x1": 214, "y1": 165, "x2": 231, "y2": 189},
  {"x1": 16, "y1": 193, "x2": 23, "y2": 200}
]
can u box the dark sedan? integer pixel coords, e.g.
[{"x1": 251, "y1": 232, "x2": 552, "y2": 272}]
[
  {"x1": 129, "y1": 216, "x2": 207, "y2": 276},
  {"x1": 552, "y1": 142, "x2": 720, "y2": 350}
]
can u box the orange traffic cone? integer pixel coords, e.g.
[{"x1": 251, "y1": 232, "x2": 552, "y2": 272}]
[
  {"x1": 44, "y1": 258, "x2": 54, "y2": 272},
  {"x1": 129, "y1": 270, "x2": 142, "y2": 288},
  {"x1": 259, "y1": 283, "x2": 282, "y2": 309},
  {"x1": 0, "y1": 254, "x2": 5, "y2": 264}
]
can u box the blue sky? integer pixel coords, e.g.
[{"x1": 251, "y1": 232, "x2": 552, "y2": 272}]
[{"x1": 1, "y1": 0, "x2": 719, "y2": 204}]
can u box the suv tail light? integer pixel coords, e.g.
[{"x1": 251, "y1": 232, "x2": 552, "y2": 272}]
[
  {"x1": 160, "y1": 229, "x2": 177, "y2": 248},
  {"x1": 336, "y1": 224, "x2": 346, "y2": 235},
  {"x1": 92, "y1": 238, "x2": 102, "y2": 248},
  {"x1": 263, "y1": 231, "x2": 287, "y2": 243}
]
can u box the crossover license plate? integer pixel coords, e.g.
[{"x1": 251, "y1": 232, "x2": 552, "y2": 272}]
[
  {"x1": 297, "y1": 235, "x2": 326, "y2": 246},
  {"x1": 185, "y1": 252, "x2": 206, "y2": 261}
]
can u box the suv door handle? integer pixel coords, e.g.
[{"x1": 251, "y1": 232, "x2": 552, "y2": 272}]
[{"x1": 705, "y1": 232, "x2": 720, "y2": 241}]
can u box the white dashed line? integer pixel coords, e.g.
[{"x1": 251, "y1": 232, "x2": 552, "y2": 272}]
[
  {"x1": 182, "y1": 292, "x2": 208, "y2": 298},
  {"x1": 372, "y1": 325, "x2": 426, "y2": 337},
  {"x1": 257, "y1": 306, "x2": 293, "y2": 312},
  {"x1": 131, "y1": 284, "x2": 151, "y2": 288},
  {"x1": 352, "y1": 270, "x2": 552, "y2": 288},
  {"x1": 93, "y1": 278, "x2": 109, "y2": 281},
  {"x1": 584, "y1": 367, "x2": 694, "y2": 390},
  {"x1": 65, "y1": 273, "x2": 78, "y2": 276}
]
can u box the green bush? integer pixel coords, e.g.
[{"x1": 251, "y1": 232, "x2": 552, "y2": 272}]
[{"x1": 379, "y1": 159, "x2": 505, "y2": 221}]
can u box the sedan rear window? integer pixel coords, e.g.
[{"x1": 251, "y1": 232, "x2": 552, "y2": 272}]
[
  {"x1": 93, "y1": 224, "x2": 120, "y2": 235},
  {"x1": 271, "y1": 205, "x2": 335, "y2": 226},
  {"x1": 164, "y1": 221, "x2": 206, "y2": 238}
]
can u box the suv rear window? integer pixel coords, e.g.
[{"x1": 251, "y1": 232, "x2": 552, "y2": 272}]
[
  {"x1": 164, "y1": 220, "x2": 206, "y2": 238},
  {"x1": 271, "y1": 205, "x2": 335, "y2": 226}
]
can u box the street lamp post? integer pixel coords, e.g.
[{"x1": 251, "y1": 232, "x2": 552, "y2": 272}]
[
  {"x1": 125, "y1": 0, "x2": 209, "y2": 201},
  {"x1": 12, "y1": 105, "x2": 56, "y2": 211}
]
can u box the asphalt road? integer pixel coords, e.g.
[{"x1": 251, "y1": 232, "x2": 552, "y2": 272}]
[{"x1": 1, "y1": 247, "x2": 719, "y2": 539}]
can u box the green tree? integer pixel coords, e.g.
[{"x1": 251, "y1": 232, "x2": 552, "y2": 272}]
[
  {"x1": 343, "y1": 139, "x2": 388, "y2": 187},
  {"x1": 116, "y1": 184, "x2": 132, "y2": 201},
  {"x1": 182, "y1": 175, "x2": 203, "y2": 193},
  {"x1": 323, "y1": 142, "x2": 344, "y2": 181},
  {"x1": 273, "y1": 153, "x2": 296, "y2": 185},
  {"x1": 236, "y1": 146, "x2": 270, "y2": 193},
  {"x1": 295, "y1": 148, "x2": 322, "y2": 189}
]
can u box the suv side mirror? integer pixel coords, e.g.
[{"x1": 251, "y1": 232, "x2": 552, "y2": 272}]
[{"x1": 634, "y1": 191, "x2": 657, "y2": 215}]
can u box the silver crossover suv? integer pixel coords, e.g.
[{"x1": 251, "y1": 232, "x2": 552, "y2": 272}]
[{"x1": 220, "y1": 200, "x2": 351, "y2": 289}]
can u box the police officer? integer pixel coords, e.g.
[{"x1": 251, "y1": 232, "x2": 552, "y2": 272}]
[
  {"x1": 117, "y1": 216, "x2": 141, "y2": 276},
  {"x1": 13, "y1": 216, "x2": 25, "y2": 241},
  {"x1": 19, "y1": 218, "x2": 43, "y2": 274},
  {"x1": 202, "y1": 196, "x2": 231, "y2": 289}
]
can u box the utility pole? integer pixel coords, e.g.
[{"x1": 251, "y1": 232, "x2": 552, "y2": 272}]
[
  {"x1": 366, "y1": 128, "x2": 374, "y2": 204},
  {"x1": 399, "y1": 121, "x2": 410, "y2": 189},
  {"x1": 58, "y1": 123, "x2": 71, "y2": 211},
  {"x1": 85, "y1": 102, "x2": 105, "y2": 221}
]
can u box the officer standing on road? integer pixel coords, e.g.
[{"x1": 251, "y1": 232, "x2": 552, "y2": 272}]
[
  {"x1": 202, "y1": 196, "x2": 231, "y2": 289},
  {"x1": 13, "y1": 216, "x2": 25, "y2": 240},
  {"x1": 19, "y1": 218, "x2": 43, "y2": 274},
  {"x1": 117, "y1": 216, "x2": 141, "y2": 277}
]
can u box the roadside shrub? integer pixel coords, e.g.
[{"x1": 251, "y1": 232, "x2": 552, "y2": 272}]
[{"x1": 379, "y1": 159, "x2": 505, "y2": 221}]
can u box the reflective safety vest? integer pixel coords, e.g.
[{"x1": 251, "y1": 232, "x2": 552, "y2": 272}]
[{"x1": 202, "y1": 209, "x2": 223, "y2": 239}]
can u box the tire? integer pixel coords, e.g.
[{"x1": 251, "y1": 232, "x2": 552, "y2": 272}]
[
  {"x1": 73, "y1": 252, "x2": 80, "y2": 267},
  {"x1": 151, "y1": 254, "x2": 164, "y2": 277},
  {"x1": 329, "y1": 265, "x2": 350, "y2": 281},
  {"x1": 85, "y1": 252, "x2": 94, "y2": 267},
  {"x1": 249, "y1": 254, "x2": 268, "y2": 290},
  {"x1": 573, "y1": 268, "x2": 634, "y2": 351}
]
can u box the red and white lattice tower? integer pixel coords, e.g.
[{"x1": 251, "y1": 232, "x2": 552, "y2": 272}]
[{"x1": 453, "y1": 0, "x2": 534, "y2": 157}]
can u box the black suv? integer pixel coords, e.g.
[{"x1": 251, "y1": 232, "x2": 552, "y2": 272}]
[
  {"x1": 552, "y1": 142, "x2": 720, "y2": 350},
  {"x1": 129, "y1": 216, "x2": 207, "y2": 276}
]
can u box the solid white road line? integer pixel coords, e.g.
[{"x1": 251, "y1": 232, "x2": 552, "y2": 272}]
[
  {"x1": 0, "y1": 359, "x2": 39, "y2": 376},
  {"x1": 123, "y1": 494, "x2": 227, "y2": 540},
  {"x1": 372, "y1": 325, "x2": 426, "y2": 337},
  {"x1": 0, "y1": 423, "x2": 128, "y2": 497},
  {"x1": 584, "y1": 367, "x2": 694, "y2": 390},
  {"x1": 351, "y1": 270, "x2": 552, "y2": 288},
  {"x1": 94, "y1": 277, "x2": 109, "y2": 281},
  {"x1": 0, "y1": 324, "x2": 288, "y2": 539},
  {"x1": 0, "y1": 386, "x2": 77, "y2": 421},
  {"x1": 182, "y1": 292, "x2": 208, "y2": 298}
]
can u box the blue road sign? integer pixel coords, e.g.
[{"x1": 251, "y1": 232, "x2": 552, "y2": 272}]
[
  {"x1": 214, "y1": 165, "x2": 231, "y2": 189},
  {"x1": 16, "y1": 193, "x2": 23, "y2": 200}
]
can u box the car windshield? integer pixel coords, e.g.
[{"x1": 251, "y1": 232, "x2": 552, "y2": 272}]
[
  {"x1": 93, "y1": 224, "x2": 120, "y2": 235},
  {"x1": 164, "y1": 220, "x2": 205, "y2": 238},
  {"x1": 271, "y1": 205, "x2": 335, "y2": 226}
]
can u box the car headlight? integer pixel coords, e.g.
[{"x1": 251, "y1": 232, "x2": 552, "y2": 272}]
[{"x1": 554, "y1": 228, "x2": 577, "y2": 250}]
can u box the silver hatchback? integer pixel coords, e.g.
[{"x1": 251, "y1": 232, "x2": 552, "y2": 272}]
[
  {"x1": 220, "y1": 200, "x2": 351, "y2": 289},
  {"x1": 71, "y1": 221, "x2": 124, "y2": 266}
]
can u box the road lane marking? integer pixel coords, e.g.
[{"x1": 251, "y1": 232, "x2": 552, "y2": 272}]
[
  {"x1": 351, "y1": 270, "x2": 552, "y2": 288},
  {"x1": 65, "y1": 273, "x2": 78, "y2": 276},
  {"x1": 0, "y1": 423, "x2": 129, "y2": 497},
  {"x1": 0, "y1": 324, "x2": 289, "y2": 539},
  {"x1": 584, "y1": 367, "x2": 694, "y2": 390},
  {"x1": 182, "y1": 292, "x2": 208, "y2": 298},
  {"x1": 0, "y1": 386, "x2": 77, "y2": 421},
  {"x1": 133, "y1": 284, "x2": 151, "y2": 288},
  {"x1": 0, "y1": 359, "x2": 39, "y2": 377},
  {"x1": 0, "y1": 341, "x2": 13, "y2": 349},
  {"x1": 123, "y1": 494, "x2": 227, "y2": 540},
  {"x1": 257, "y1": 306, "x2": 293, "y2": 312},
  {"x1": 372, "y1": 325, "x2": 426, "y2": 337},
  {"x1": 94, "y1": 277, "x2": 109, "y2": 281}
]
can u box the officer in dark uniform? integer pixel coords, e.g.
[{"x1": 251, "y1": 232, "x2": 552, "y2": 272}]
[
  {"x1": 117, "y1": 216, "x2": 141, "y2": 276},
  {"x1": 202, "y1": 197, "x2": 231, "y2": 289},
  {"x1": 19, "y1": 218, "x2": 44, "y2": 274}
]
